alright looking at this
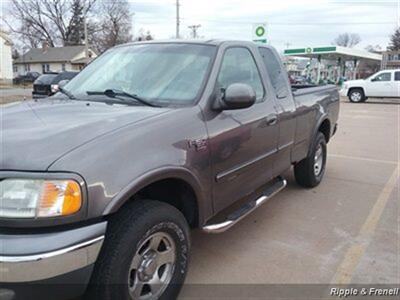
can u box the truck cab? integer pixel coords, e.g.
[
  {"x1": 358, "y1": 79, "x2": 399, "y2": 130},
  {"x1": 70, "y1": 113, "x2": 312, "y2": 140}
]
[{"x1": 341, "y1": 69, "x2": 400, "y2": 102}]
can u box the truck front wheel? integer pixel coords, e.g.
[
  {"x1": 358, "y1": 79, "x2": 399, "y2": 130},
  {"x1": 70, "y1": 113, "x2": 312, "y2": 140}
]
[
  {"x1": 87, "y1": 200, "x2": 190, "y2": 300},
  {"x1": 348, "y1": 88, "x2": 366, "y2": 103},
  {"x1": 294, "y1": 132, "x2": 327, "y2": 188}
]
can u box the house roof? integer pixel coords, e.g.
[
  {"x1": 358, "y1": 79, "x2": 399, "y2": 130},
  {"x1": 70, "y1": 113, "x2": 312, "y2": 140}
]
[
  {"x1": 14, "y1": 45, "x2": 95, "y2": 64},
  {"x1": 71, "y1": 57, "x2": 94, "y2": 64}
]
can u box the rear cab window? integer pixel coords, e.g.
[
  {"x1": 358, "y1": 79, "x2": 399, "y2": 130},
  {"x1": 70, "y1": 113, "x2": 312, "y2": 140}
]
[{"x1": 258, "y1": 47, "x2": 290, "y2": 99}]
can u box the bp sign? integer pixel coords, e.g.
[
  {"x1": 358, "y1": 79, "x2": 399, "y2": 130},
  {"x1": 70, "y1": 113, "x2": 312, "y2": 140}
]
[{"x1": 253, "y1": 23, "x2": 267, "y2": 44}]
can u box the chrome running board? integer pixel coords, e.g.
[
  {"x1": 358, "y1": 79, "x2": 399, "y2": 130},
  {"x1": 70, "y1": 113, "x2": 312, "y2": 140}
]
[{"x1": 202, "y1": 177, "x2": 287, "y2": 234}]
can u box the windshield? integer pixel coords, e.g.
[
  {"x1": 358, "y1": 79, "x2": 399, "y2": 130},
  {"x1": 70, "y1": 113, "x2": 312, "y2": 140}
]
[
  {"x1": 64, "y1": 43, "x2": 216, "y2": 105},
  {"x1": 34, "y1": 74, "x2": 57, "y2": 85}
]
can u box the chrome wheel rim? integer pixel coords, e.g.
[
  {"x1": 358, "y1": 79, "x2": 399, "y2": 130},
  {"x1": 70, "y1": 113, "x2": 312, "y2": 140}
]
[
  {"x1": 128, "y1": 232, "x2": 176, "y2": 300},
  {"x1": 314, "y1": 143, "x2": 324, "y2": 176},
  {"x1": 350, "y1": 91, "x2": 362, "y2": 102}
]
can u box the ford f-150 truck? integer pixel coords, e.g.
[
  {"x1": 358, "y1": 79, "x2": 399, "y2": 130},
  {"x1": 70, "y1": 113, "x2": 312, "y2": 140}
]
[
  {"x1": 0, "y1": 40, "x2": 339, "y2": 300},
  {"x1": 340, "y1": 69, "x2": 400, "y2": 102}
]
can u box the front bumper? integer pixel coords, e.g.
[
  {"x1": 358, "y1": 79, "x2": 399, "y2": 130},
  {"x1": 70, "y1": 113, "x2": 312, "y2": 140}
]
[
  {"x1": 0, "y1": 222, "x2": 106, "y2": 299},
  {"x1": 31, "y1": 92, "x2": 50, "y2": 99},
  {"x1": 339, "y1": 88, "x2": 348, "y2": 97}
]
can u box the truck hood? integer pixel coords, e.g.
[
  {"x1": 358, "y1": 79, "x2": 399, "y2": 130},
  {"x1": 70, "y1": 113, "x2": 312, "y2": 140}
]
[{"x1": 1, "y1": 99, "x2": 169, "y2": 171}]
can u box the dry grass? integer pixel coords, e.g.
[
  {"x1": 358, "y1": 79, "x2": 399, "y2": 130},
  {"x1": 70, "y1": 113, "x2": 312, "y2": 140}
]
[
  {"x1": 0, "y1": 83, "x2": 32, "y2": 89},
  {"x1": 0, "y1": 95, "x2": 26, "y2": 105}
]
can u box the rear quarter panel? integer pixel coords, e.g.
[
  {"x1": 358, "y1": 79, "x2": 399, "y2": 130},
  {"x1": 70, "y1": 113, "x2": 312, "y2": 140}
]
[{"x1": 291, "y1": 85, "x2": 339, "y2": 162}]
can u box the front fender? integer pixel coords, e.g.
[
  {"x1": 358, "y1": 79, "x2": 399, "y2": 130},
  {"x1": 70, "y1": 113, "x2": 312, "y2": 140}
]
[{"x1": 103, "y1": 166, "x2": 208, "y2": 224}]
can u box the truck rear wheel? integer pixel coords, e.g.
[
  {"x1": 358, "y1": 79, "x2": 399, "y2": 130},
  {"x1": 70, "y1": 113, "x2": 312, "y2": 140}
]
[
  {"x1": 348, "y1": 88, "x2": 366, "y2": 103},
  {"x1": 294, "y1": 132, "x2": 327, "y2": 188},
  {"x1": 87, "y1": 200, "x2": 190, "y2": 300}
]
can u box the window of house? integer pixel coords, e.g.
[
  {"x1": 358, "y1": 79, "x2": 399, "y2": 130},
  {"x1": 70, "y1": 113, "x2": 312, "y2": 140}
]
[
  {"x1": 42, "y1": 64, "x2": 50, "y2": 73},
  {"x1": 24, "y1": 64, "x2": 30, "y2": 72},
  {"x1": 13, "y1": 65, "x2": 18, "y2": 73},
  {"x1": 62, "y1": 63, "x2": 66, "y2": 71},
  {"x1": 217, "y1": 47, "x2": 264, "y2": 101}
]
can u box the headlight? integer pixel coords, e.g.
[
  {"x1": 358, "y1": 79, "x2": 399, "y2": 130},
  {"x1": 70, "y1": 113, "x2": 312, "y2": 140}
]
[
  {"x1": 0, "y1": 179, "x2": 82, "y2": 218},
  {"x1": 51, "y1": 84, "x2": 59, "y2": 93}
]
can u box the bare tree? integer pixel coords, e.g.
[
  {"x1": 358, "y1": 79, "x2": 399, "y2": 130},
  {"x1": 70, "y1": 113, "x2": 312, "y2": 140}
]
[
  {"x1": 332, "y1": 33, "x2": 361, "y2": 48},
  {"x1": 364, "y1": 44, "x2": 382, "y2": 53},
  {"x1": 94, "y1": 0, "x2": 133, "y2": 53},
  {"x1": 4, "y1": 0, "x2": 96, "y2": 47}
]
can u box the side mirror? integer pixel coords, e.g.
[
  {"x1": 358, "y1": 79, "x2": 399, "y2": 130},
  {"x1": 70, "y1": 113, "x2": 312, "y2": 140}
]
[
  {"x1": 58, "y1": 79, "x2": 70, "y2": 89},
  {"x1": 214, "y1": 83, "x2": 256, "y2": 110}
]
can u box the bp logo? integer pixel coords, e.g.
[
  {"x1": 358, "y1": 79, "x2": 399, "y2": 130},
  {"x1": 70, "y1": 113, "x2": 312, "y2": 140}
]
[
  {"x1": 306, "y1": 47, "x2": 313, "y2": 53},
  {"x1": 255, "y1": 26, "x2": 265, "y2": 37}
]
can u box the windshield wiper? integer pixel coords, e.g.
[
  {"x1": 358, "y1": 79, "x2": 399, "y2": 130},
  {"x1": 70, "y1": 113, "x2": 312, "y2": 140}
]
[
  {"x1": 58, "y1": 87, "x2": 76, "y2": 100},
  {"x1": 86, "y1": 89, "x2": 158, "y2": 107}
]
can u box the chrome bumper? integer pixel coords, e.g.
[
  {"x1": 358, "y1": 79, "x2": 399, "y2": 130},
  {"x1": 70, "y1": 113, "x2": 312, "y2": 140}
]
[{"x1": 0, "y1": 223, "x2": 106, "y2": 283}]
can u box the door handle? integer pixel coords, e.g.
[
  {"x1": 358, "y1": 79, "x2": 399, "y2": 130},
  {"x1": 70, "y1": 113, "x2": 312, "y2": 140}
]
[{"x1": 266, "y1": 114, "x2": 278, "y2": 126}]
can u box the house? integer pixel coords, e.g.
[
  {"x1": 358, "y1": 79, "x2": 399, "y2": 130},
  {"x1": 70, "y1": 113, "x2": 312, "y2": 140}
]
[
  {"x1": 0, "y1": 30, "x2": 13, "y2": 83},
  {"x1": 13, "y1": 43, "x2": 97, "y2": 76},
  {"x1": 381, "y1": 50, "x2": 400, "y2": 70}
]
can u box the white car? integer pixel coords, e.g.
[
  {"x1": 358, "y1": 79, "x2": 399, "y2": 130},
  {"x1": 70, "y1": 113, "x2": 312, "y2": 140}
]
[{"x1": 340, "y1": 69, "x2": 400, "y2": 102}]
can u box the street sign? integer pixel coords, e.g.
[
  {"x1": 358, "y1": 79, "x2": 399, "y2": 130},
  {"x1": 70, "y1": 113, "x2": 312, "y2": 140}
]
[{"x1": 253, "y1": 23, "x2": 267, "y2": 44}]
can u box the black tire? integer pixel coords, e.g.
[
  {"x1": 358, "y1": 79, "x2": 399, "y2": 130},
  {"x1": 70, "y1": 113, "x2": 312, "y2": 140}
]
[
  {"x1": 86, "y1": 200, "x2": 190, "y2": 300},
  {"x1": 294, "y1": 132, "x2": 327, "y2": 188},
  {"x1": 348, "y1": 88, "x2": 366, "y2": 103}
]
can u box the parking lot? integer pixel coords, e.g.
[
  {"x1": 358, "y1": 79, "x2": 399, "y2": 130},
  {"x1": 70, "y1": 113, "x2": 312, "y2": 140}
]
[{"x1": 180, "y1": 98, "x2": 399, "y2": 298}]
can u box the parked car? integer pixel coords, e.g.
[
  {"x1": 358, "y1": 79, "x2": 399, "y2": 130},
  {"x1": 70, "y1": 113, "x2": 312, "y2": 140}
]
[
  {"x1": 340, "y1": 69, "x2": 400, "y2": 102},
  {"x1": 12, "y1": 71, "x2": 40, "y2": 85},
  {"x1": 1, "y1": 40, "x2": 339, "y2": 300},
  {"x1": 32, "y1": 71, "x2": 79, "y2": 99}
]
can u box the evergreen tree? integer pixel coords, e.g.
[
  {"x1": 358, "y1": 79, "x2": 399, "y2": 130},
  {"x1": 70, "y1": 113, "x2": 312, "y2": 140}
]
[
  {"x1": 65, "y1": 0, "x2": 85, "y2": 46},
  {"x1": 388, "y1": 27, "x2": 400, "y2": 51}
]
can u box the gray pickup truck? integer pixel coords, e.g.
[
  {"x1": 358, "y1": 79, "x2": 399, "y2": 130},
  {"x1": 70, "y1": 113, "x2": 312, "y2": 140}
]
[{"x1": 1, "y1": 40, "x2": 339, "y2": 300}]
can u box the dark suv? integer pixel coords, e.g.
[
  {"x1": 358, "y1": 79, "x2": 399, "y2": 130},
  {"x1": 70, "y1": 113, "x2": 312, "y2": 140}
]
[{"x1": 32, "y1": 71, "x2": 79, "y2": 98}]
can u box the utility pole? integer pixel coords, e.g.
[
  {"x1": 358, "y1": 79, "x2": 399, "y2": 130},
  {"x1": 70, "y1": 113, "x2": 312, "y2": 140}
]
[
  {"x1": 284, "y1": 42, "x2": 291, "y2": 49},
  {"x1": 84, "y1": 15, "x2": 89, "y2": 58},
  {"x1": 176, "y1": 0, "x2": 180, "y2": 39},
  {"x1": 188, "y1": 24, "x2": 201, "y2": 39}
]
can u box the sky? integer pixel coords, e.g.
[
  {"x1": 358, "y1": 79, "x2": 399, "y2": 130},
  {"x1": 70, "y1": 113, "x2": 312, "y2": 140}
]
[{"x1": 130, "y1": 0, "x2": 398, "y2": 51}]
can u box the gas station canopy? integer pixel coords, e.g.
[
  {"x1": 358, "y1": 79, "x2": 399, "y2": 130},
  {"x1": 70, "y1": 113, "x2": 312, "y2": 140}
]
[
  {"x1": 283, "y1": 46, "x2": 382, "y2": 62},
  {"x1": 283, "y1": 46, "x2": 382, "y2": 84}
]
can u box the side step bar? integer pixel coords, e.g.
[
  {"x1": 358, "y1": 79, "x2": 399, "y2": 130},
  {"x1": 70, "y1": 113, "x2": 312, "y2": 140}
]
[{"x1": 202, "y1": 177, "x2": 287, "y2": 234}]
